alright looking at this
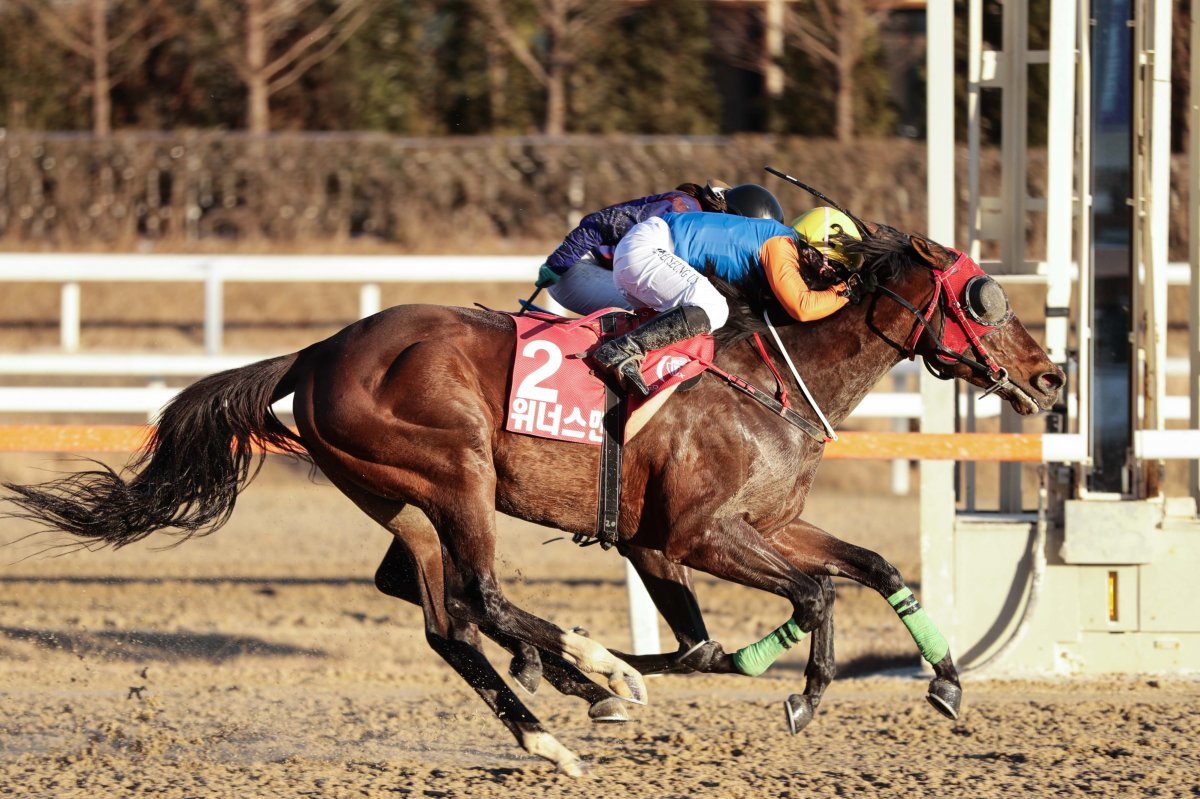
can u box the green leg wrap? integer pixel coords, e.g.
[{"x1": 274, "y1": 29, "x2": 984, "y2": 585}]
[
  {"x1": 731, "y1": 618, "x2": 808, "y2": 677},
  {"x1": 888, "y1": 586, "x2": 949, "y2": 665}
]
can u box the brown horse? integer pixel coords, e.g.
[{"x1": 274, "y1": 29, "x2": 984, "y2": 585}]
[{"x1": 4, "y1": 223, "x2": 1063, "y2": 775}]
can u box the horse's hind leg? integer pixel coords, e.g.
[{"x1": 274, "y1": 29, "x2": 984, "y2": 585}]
[
  {"x1": 341, "y1": 496, "x2": 586, "y2": 774},
  {"x1": 375, "y1": 538, "x2": 628, "y2": 723},
  {"x1": 429, "y1": 476, "x2": 648, "y2": 705}
]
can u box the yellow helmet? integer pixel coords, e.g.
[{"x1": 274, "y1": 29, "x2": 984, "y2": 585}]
[{"x1": 791, "y1": 207, "x2": 862, "y2": 269}]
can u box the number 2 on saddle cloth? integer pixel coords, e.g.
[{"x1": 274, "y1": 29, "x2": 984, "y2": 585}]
[{"x1": 504, "y1": 309, "x2": 714, "y2": 446}]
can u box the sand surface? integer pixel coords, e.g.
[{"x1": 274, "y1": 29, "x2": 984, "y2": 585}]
[{"x1": 1, "y1": 461, "x2": 1197, "y2": 798}]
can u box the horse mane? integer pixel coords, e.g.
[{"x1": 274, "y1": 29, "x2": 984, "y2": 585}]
[{"x1": 709, "y1": 222, "x2": 917, "y2": 346}]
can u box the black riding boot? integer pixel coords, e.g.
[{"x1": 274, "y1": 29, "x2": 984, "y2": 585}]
[{"x1": 592, "y1": 306, "x2": 711, "y2": 396}]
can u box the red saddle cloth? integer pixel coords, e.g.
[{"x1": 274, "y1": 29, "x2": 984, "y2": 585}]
[{"x1": 505, "y1": 309, "x2": 714, "y2": 445}]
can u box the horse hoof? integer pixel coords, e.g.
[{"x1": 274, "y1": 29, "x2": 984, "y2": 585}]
[
  {"x1": 588, "y1": 697, "x2": 630, "y2": 723},
  {"x1": 926, "y1": 678, "x2": 962, "y2": 720},
  {"x1": 557, "y1": 757, "x2": 587, "y2": 778},
  {"x1": 510, "y1": 662, "x2": 541, "y2": 696},
  {"x1": 783, "y1": 694, "x2": 816, "y2": 735},
  {"x1": 611, "y1": 671, "x2": 648, "y2": 705}
]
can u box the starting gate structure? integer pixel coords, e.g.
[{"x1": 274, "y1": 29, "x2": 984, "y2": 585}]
[{"x1": 921, "y1": 0, "x2": 1200, "y2": 673}]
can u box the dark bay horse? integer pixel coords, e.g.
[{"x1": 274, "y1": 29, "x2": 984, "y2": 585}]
[{"x1": 4, "y1": 223, "x2": 1063, "y2": 775}]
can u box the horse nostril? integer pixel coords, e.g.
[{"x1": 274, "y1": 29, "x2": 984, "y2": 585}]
[{"x1": 1036, "y1": 370, "x2": 1065, "y2": 395}]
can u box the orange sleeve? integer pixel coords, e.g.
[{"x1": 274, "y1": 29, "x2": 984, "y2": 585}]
[{"x1": 761, "y1": 237, "x2": 850, "y2": 322}]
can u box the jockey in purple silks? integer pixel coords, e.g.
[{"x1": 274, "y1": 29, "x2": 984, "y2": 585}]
[{"x1": 537, "y1": 182, "x2": 785, "y2": 316}]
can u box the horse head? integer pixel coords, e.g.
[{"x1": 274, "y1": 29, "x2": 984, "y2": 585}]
[{"x1": 847, "y1": 223, "x2": 1065, "y2": 416}]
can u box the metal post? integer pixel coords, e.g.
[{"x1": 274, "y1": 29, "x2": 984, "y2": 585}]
[
  {"x1": 921, "y1": 0, "x2": 959, "y2": 646},
  {"x1": 1190, "y1": 0, "x2": 1200, "y2": 508},
  {"x1": 1045, "y1": 0, "x2": 1078, "y2": 366},
  {"x1": 998, "y1": 0, "x2": 1029, "y2": 513},
  {"x1": 1137, "y1": 0, "x2": 1173, "y2": 496}
]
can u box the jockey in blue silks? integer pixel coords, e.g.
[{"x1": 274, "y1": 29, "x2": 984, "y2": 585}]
[
  {"x1": 537, "y1": 182, "x2": 785, "y2": 316},
  {"x1": 592, "y1": 207, "x2": 860, "y2": 396}
]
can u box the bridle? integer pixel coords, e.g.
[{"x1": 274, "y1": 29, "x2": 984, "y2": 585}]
[{"x1": 869, "y1": 249, "x2": 1015, "y2": 398}]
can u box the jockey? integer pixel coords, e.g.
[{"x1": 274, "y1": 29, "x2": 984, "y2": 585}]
[
  {"x1": 537, "y1": 182, "x2": 786, "y2": 316},
  {"x1": 592, "y1": 206, "x2": 861, "y2": 396}
]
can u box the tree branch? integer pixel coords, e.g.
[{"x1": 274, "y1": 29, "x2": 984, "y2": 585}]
[
  {"x1": 12, "y1": 0, "x2": 94, "y2": 58},
  {"x1": 475, "y1": 0, "x2": 550, "y2": 87},
  {"x1": 261, "y1": 0, "x2": 366, "y2": 81},
  {"x1": 267, "y1": 1, "x2": 372, "y2": 93},
  {"x1": 199, "y1": 0, "x2": 251, "y2": 80}
]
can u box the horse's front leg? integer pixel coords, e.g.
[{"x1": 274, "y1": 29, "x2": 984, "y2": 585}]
[
  {"x1": 768, "y1": 518, "x2": 962, "y2": 720},
  {"x1": 610, "y1": 546, "x2": 836, "y2": 733},
  {"x1": 783, "y1": 575, "x2": 835, "y2": 734}
]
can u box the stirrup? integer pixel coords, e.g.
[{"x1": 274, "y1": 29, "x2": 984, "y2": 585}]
[{"x1": 614, "y1": 356, "x2": 650, "y2": 397}]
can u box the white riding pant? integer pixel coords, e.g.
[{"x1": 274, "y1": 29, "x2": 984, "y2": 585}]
[
  {"x1": 612, "y1": 217, "x2": 730, "y2": 329},
  {"x1": 547, "y1": 252, "x2": 633, "y2": 315}
]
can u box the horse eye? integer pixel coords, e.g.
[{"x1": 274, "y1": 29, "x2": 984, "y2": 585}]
[{"x1": 964, "y1": 276, "x2": 1009, "y2": 325}]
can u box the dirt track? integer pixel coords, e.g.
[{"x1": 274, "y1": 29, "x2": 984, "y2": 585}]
[{"x1": 2, "y1": 459, "x2": 1198, "y2": 798}]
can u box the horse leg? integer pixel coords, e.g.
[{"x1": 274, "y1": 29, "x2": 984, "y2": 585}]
[
  {"x1": 616, "y1": 545, "x2": 836, "y2": 732},
  {"x1": 608, "y1": 545, "x2": 737, "y2": 675},
  {"x1": 324, "y1": 489, "x2": 587, "y2": 774},
  {"x1": 659, "y1": 516, "x2": 840, "y2": 730},
  {"x1": 373, "y1": 537, "x2": 539, "y2": 690},
  {"x1": 428, "y1": 477, "x2": 648, "y2": 705},
  {"x1": 766, "y1": 518, "x2": 962, "y2": 721},
  {"x1": 374, "y1": 529, "x2": 629, "y2": 724},
  {"x1": 784, "y1": 576, "x2": 836, "y2": 735}
]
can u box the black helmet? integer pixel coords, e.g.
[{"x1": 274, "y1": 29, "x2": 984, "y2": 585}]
[{"x1": 724, "y1": 184, "x2": 785, "y2": 223}]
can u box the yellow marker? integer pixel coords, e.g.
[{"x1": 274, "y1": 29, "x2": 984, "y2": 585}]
[{"x1": 1107, "y1": 571, "x2": 1119, "y2": 622}]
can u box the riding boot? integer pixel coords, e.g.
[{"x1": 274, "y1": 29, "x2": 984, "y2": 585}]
[{"x1": 592, "y1": 306, "x2": 711, "y2": 396}]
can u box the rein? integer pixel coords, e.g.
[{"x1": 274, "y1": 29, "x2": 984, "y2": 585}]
[{"x1": 702, "y1": 345, "x2": 829, "y2": 444}]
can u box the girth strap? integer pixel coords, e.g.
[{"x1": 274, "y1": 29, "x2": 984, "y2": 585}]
[{"x1": 589, "y1": 313, "x2": 625, "y2": 550}]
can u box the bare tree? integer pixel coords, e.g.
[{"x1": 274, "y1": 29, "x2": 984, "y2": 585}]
[
  {"x1": 475, "y1": 0, "x2": 627, "y2": 135},
  {"x1": 13, "y1": 0, "x2": 173, "y2": 134},
  {"x1": 200, "y1": 0, "x2": 374, "y2": 133},
  {"x1": 786, "y1": 0, "x2": 894, "y2": 143}
]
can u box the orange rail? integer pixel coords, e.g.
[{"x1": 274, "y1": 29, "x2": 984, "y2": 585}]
[{"x1": 0, "y1": 424, "x2": 1046, "y2": 462}]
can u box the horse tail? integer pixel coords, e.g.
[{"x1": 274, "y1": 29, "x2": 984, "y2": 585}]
[{"x1": 3, "y1": 352, "x2": 310, "y2": 549}]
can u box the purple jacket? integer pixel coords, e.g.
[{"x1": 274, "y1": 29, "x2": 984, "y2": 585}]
[{"x1": 545, "y1": 191, "x2": 703, "y2": 274}]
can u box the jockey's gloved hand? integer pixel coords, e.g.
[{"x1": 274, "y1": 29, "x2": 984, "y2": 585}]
[{"x1": 535, "y1": 264, "x2": 562, "y2": 289}]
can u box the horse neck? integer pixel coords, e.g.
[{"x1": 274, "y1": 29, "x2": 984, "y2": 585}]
[{"x1": 747, "y1": 268, "x2": 927, "y2": 428}]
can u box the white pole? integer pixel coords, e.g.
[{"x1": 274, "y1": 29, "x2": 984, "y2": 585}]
[
  {"x1": 60, "y1": 282, "x2": 81, "y2": 352},
  {"x1": 359, "y1": 283, "x2": 382, "y2": 319},
  {"x1": 204, "y1": 264, "x2": 223, "y2": 355},
  {"x1": 624, "y1": 560, "x2": 660, "y2": 655},
  {"x1": 921, "y1": 0, "x2": 959, "y2": 654},
  {"x1": 1190, "y1": 0, "x2": 1200, "y2": 507}
]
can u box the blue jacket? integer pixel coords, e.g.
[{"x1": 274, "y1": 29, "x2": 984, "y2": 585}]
[
  {"x1": 660, "y1": 212, "x2": 799, "y2": 283},
  {"x1": 545, "y1": 192, "x2": 703, "y2": 274}
]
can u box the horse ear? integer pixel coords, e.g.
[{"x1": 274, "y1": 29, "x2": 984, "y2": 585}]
[
  {"x1": 858, "y1": 219, "x2": 880, "y2": 238},
  {"x1": 910, "y1": 235, "x2": 951, "y2": 267}
]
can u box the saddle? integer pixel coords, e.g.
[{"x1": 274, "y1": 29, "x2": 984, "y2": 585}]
[
  {"x1": 504, "y1": 307, "x2": 713, "y2": 550},
  {"x1": 504, "y1": 308, "x2": 713, "y2": 445}
]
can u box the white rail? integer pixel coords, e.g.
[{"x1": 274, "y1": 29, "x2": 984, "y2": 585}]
[
  {"x1": 0, "y1": 254, "x2": 537, "y2": 354},
  {"x1": 1, "y1": 254, "x2": 1194, "y2": 354}
]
